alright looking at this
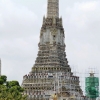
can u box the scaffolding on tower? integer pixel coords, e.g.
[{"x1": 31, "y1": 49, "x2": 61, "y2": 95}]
[{"x1": 85, "y1": 68, "x2": 99, "y2": 99}]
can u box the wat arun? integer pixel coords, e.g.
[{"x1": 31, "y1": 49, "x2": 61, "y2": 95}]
[{"x1": 22, "y1": 0, "x2": 84, "y2": 100}]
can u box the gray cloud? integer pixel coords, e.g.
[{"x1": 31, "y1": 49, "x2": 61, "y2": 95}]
[
  {"x1": 0, "y1": 0, "x2": 39, "y2": 82},
  {"x1": 64, "y1": 0, "x2": 100, "y2": 68},
  {"x1": 0, "y1": 0, "x2": 38, "y2": 39}
]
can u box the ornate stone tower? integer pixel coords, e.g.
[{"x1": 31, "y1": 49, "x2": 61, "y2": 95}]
[{"x1": 22, "y1": 0, "x2": 83, "y2": 100}]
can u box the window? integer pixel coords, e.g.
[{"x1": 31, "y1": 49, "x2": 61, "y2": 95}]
[{"x1": 53, "y1": 35, "x2": 56, "y2": 40}]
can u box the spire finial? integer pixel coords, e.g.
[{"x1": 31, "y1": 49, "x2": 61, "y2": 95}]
[
  {"x1": 47, "y1": 0, "x2": 59, "y2": 18},
  {"x1": 89, "y1": 71, "x2": 94, "y2": 77}
]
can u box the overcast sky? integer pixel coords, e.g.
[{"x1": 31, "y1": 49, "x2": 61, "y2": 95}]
[{"x1": 0, "y1": 0, "x2": 100, "y2": 92}]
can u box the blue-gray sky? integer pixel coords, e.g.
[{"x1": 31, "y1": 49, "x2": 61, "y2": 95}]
[{"x1": 0, "y1": 0, "x2": 100, "y2": 92}]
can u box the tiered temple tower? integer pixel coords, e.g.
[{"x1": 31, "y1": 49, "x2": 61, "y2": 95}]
[{"x1": 22, "y1": 0, "x2": 83, "y2": 100}]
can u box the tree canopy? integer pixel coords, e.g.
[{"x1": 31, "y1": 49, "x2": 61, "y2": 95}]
[{"x1": 0, "y1": 75, "x2": 27, "y2": 100}]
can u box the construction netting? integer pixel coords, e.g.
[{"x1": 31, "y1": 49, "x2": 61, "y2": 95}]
[{"x1": 85, "y1": 77, "x2": 99, "y2": 98}]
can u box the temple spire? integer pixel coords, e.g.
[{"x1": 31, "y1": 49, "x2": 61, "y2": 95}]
[
  {"x1": 0, "y1": 59, "x2": 1, "y2": 76},
  {"x1": 47, "y1": 0, "x2": 59, "y2": 18}
]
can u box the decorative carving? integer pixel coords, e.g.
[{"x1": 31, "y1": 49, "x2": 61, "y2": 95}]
[{"x1": 51, "y1": 28, "x2": 57, "y2": 35}]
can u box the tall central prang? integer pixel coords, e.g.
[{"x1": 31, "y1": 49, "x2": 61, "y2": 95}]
[{"x1": 22, "y1": 0, "x2": 83, "y2": 100}]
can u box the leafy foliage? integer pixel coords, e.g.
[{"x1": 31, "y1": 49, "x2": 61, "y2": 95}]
[
  {"x1": 0, "y1": 75, "x2": 27, "y2": 100},
  {"x1": 0, "y1": 75, "x2": 7, "y2": 85}
]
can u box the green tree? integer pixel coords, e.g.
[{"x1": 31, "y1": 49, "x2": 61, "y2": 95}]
[
  {"x1": 0, "y1": 75, "x2": 7, "y2": 85},
  {"x1": 0, "y1": 75, "x2": 27, "y2": 100}
]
